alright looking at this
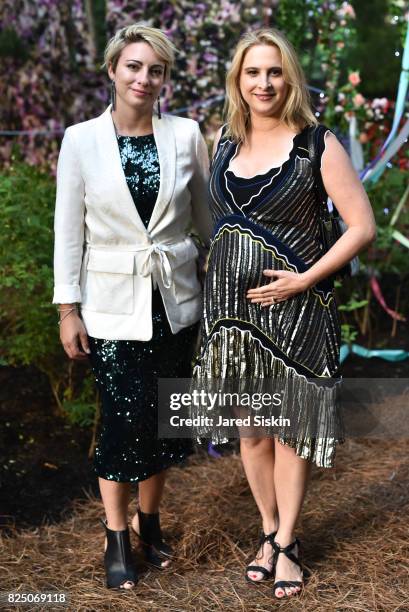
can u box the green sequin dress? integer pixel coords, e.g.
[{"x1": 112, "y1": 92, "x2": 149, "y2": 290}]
[{"x1": 89, "y1": 134, "x2": 196, "y2": 483}]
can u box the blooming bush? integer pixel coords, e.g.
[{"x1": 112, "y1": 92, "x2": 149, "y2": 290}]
[
  {"x1": 0, "y1": 0, "x2": 107, "y2": 172},
  {"x1": 327, "y1": 72, "x2": 409, "y2": 173},
  {"x1": 1, "y1": 0, "x2": 358, "y2": 169},
  {"x1": 105, "y1": 0, "x2": 358, "y2": 137}
]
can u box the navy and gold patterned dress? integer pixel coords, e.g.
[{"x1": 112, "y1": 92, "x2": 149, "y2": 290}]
[
  {"x1": 89, "y1": 134, "x2": 196, "y2": 482},
  {"x1": 194, "y1": 125, "x2": 343, "y2": 468}
]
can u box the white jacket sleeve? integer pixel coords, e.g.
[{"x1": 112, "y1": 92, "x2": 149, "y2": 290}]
[
  {"x1": 52, "y1": 128, "x2": 85, "y2": 304},
  {"x1": 189, "y1": 123, "x2": 213, "y2": 247}
]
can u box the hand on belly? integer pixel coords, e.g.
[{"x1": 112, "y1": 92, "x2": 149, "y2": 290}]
[{"x1": 246, "y1": 269, "x2": 309, "y2": 307}]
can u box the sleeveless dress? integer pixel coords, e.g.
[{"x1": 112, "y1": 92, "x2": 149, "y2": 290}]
[
  {"x1": 193, "y1": 125, "x2": 343, "y2": 468},
  {"x1": 89, "y1": 134, "x2": 196, "y2": 482}
]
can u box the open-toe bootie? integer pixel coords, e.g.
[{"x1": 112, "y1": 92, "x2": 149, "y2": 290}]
[
  {"x1": 101, "y1": 519, "x2": 138, "y2": 589},
  {"x1": 132, "y1": 509, "x2": 173, "y2": 570}
]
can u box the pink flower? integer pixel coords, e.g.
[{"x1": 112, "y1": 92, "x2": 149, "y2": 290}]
[
  {"x1": 343, "y1": 3, "x2": 356, "y2": 18},
  {"x1": 353, "y1": 93, "x2": 365, "y2": 107},
  {"x1": 348, "y1": 72, "x2": 361, "y2": 87},
  {"x1": 338, "y1": 2, "x2": 356, "y2": 18}
]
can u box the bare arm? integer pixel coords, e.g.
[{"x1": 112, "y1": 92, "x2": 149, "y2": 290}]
[
  {"x1": 300, "y1": 131, "x2": 376, "y2": 288},
  {"x1": 247, "y1": 131, "x2": 376, "y2": 305}
]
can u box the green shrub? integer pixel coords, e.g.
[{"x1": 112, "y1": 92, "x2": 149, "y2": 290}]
[
  {"x1": 0, "y1": 161, "x2": 97, "y2": 424},
  {"x1": 365, "y1": 168, "x2": 409, "y2": 276}
]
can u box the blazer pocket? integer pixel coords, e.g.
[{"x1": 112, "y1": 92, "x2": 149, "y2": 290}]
[{"x1": 82, "y1": 250, "x2": 134, "y2": 314}]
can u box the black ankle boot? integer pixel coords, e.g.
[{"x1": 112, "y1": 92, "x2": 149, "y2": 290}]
[
  {"x1": 134, "y1": 509, "x2": 173, "y2": 569},
  {"x1": 101, "y1": 519, "x2": 138, "y2": 589}
]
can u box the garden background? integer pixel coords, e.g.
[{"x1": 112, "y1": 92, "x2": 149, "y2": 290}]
[{"x1": 1, "y1": 1, "x2": 409, "y2": 611}]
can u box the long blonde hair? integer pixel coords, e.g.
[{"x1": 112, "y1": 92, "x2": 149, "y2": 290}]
[{"x1": 224, "y1": 28, "x2": 317, "y2": 143}]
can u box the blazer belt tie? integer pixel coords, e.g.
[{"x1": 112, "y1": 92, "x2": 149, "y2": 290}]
[{"x1": 139, "y1": 243, "x2": 173, "y2": 289}]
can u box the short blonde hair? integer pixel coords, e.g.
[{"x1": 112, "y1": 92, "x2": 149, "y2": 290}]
[
  {"x1": 103, "y1": 24, "x2": 177, "y2": 79},
  {"x1": 225, "y1": 28, "x2": 317, "y2": 143}
]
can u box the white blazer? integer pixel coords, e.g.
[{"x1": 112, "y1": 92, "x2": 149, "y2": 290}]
[{"x1": 53, "y1": 105, "x2": 213, "y2": 340}]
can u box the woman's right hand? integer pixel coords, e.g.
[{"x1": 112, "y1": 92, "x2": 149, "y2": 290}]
[{"x1": 59, "y1": 312, "x2": 91, "y2": 360}]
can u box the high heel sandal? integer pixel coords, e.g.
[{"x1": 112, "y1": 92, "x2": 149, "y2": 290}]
[
  {"x1": 245, "y1": 530, "x2": 277, "y2": 584},
  {"x1": 101, "y1": 519, "x2": 138, "y2": 589},
  {"x1": 272, "y1": 537, "x2": 303, "y2": 598},
  {"x1": 131, "y1": 509, "x2": 173, "y2": 570}
]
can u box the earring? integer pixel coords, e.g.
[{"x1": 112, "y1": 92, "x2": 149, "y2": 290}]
[
  {"x1": 110, "y1": 80, "x2": 116, "y2": 111},
  {"x1": 157, "y1": 96, "x2": 161, "y2": 119}
]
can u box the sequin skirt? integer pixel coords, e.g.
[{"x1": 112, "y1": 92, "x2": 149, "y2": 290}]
[{"x1": 88, "y1": 290, "x2": 198, "y2": 483}]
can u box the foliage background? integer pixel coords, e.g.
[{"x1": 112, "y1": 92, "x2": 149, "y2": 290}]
[
  {"x1": 0, "y1": 0, "x2": 408, "y2": 425},
  {"x1": 1, "y1": 0, "x2": 407, "y2": 167}
]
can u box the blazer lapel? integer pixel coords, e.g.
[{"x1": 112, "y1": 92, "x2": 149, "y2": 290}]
[
  {"x1": 95, "y1": 106, "x2": 147, "y2": 233},
  {"x1": 148, "y1": 113, "x2": 176, "y2": 232}
]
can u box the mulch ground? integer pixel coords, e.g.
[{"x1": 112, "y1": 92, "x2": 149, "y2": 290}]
[{"x1": 1, "y1": 437, "x2": 409, "y2": 612}]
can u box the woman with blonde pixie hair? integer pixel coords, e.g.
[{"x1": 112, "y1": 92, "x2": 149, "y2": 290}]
[
  {"x1": 53, "y1": 24, "x2": 212, "y2": 589},
  {"x1": 194, "y1": 28, "x2": 375, "y2": 599}
]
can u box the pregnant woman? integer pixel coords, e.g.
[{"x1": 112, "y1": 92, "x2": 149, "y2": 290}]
[
  {"x1": 194, "y1": 28, "x2": 376, "y2": 599},
  {"x1": 53, "y1": 24, "x2": 212, "y2": 589}
]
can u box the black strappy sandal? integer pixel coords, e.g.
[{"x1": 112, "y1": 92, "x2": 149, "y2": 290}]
[
  {"x1": 132, "y1": 509, "x2": 173, "y2": 570},
  {"x1": 245, "y1": 530, "x2": 277, "y2": 584},
  {"x1": 101, "y1": 519, "x2": 138, "y2": 589},
  {"x1": 272, "y1": 537, "x2": 303, "y2": 598}
]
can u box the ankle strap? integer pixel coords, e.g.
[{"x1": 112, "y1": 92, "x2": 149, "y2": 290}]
[
  {"x1": 273, "y1": 537, "x2": 300, "y2": 552},
  {"x1": 259, "y1": 530, "x2": 277, "y2": 545},
  {"x1": 272, "y1": 538, "x2": 301, "y2": 569}
]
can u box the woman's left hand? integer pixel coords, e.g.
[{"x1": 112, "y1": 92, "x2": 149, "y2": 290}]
[{"x1": 246, "y1": 269, "x2": 309, "y2": 307}]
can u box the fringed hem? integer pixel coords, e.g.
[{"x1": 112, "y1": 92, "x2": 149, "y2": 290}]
[
  {"x1": 275, "y1": 435, "x2": 344, "y2": 469},
  {"x1": 193, "y1": 325, "x2": 343, "y2": 469}
]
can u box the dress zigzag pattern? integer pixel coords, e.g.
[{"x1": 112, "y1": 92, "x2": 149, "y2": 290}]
[{"x1": 193, "y1": 125, "x2": 344, "y2": 468}]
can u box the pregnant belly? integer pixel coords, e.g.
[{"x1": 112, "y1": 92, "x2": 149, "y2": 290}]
[
  {"x1": 209, "y1": 225, "x2": 300, "y2": 290},
  {"x1": 206, "y1": 219, "x2": 333, "y2": 309}
]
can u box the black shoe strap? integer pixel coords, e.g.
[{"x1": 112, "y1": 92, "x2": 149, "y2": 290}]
[{"x1": 272, "y1": 538, "x2": 302, "y2": 569}]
